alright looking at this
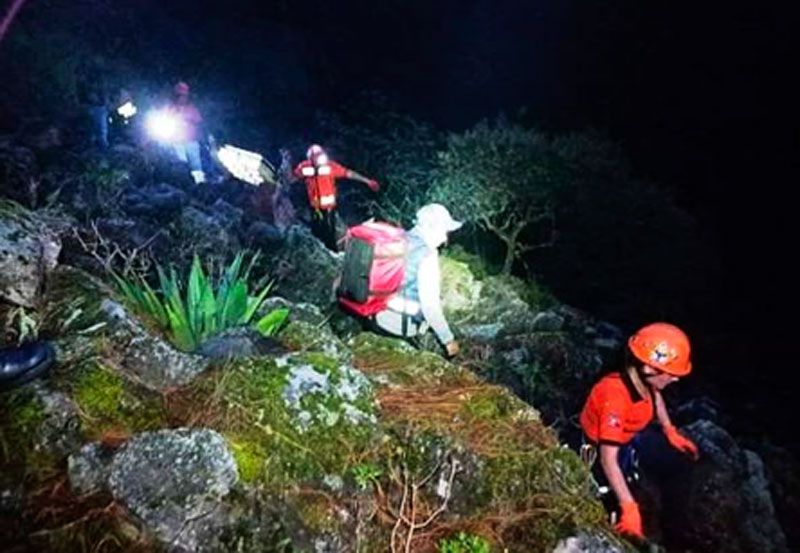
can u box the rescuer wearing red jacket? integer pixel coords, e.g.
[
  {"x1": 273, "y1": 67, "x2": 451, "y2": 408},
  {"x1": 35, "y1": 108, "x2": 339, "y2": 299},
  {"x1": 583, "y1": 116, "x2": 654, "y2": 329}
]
[
  {"x1": 294, "y1": 144, "x2": 379, "y2": 250},
  {"x1": 580, "y1": 323, "x2": 700, "y2": 540}
]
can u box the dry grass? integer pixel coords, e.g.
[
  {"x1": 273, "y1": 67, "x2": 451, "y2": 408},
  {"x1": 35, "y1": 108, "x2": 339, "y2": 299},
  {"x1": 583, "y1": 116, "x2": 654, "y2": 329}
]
[{"x1": 377, "y1": 383, "x2": 556, "y2": 456}]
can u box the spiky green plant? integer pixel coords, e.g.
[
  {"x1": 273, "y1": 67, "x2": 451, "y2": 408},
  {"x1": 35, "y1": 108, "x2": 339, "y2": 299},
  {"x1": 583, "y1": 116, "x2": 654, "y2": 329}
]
[{"x1": 112, "y1": 253, "x2": 288, "y2": 351}]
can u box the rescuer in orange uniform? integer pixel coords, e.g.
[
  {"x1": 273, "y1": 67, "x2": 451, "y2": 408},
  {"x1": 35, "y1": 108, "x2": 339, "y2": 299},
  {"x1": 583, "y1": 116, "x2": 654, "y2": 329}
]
[
  {"x1": 580, "y1": 322, "x2": 700, "y2": 540},
  {"x1": 294, "y1": 144, "x2": 379, "y2": 250}
]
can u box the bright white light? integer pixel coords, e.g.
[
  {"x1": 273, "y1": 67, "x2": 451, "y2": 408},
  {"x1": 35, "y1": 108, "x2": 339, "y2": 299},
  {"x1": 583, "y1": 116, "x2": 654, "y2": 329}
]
[
  {"x1": 117, "y1": 101, "x2": 137, "y2": 119},
  {"x1": 316, "y1": 154, "x2": 328, "y2": 165},
  {"x1": 145, "y1": 109, "x2": 183, "y2": 143},
  {"x1": 217, "y1": 144, "x2": 265, "y2": 185}
]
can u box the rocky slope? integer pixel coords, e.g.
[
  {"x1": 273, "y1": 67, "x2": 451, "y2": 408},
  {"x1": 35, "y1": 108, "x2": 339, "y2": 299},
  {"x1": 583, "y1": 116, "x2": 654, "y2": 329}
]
[{"x1": 1, "y1": 144, "x2": 796, "y2": 552}]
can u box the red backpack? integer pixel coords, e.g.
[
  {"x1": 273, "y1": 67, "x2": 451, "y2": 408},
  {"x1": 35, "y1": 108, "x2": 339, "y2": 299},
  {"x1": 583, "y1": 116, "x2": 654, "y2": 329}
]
[{"x1": 337, "y1": 222, "x2": 407, "y2": 317}]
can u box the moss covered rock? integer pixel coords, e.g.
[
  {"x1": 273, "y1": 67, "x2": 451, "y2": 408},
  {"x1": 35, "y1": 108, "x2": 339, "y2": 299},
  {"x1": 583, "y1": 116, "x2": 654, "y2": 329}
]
[
  {"x1": 348, "y1": 330, "x2": 613, "y2": 552},
  {"x1": 70, "y1": 360, "x2": 166, "y2": 440},
  {"x1": 168, "y1": 353, "x2": 378, "y2": 492},
  {"x1": 98, "y1": 299, "x2": 211, "y2": 389},
  {"x1": 0, "y1": 200, "x2": 61, "y2": 307},
  {"x1": 440, "y1": 256, "x2": 484, "y2": 315}
]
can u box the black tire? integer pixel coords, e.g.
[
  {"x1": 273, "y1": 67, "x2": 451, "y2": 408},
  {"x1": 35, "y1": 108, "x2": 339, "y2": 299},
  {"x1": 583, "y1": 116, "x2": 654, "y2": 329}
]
[{"x1": 0, "y1": 342, "x2": 56, "y2": 392}]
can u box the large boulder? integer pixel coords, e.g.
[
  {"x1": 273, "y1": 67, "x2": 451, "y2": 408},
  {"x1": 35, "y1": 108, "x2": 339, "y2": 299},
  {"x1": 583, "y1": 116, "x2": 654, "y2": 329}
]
[
  {"x1": 77, "y1": 428, "x2": 240, "y2": 552},
  {"x1": 100, "y1": 299, "x2": 211, "y2": 390},
  {"x1": 760, "y1": 445, "x2": 800, "y2": 551},
  {"x1": 121, "y1": 183, "x2": 189, "y2": 217},
  {"x1": 0, "y1": 202, "x2": 61, "y2": 307},
  {"x1": 30, "y1": 385, "x2": 83, "y2": 458},
  {"x1": 657, "y1": 420, "x2": 789, "y2": 553},
  {"x1": 111, "y1": 429, "x2": 237, "y2": 549},
  {"x1": 67, "y1": 442, "x2": 115, "y2": 496},
  {"x1": 178, "y1": 206, "x2": 240, "y2": 259},
  {"x1": 271, "y1": 225, "x2": 342, "y2": 309},
  {"x1": 439, "y1": 256, "x2": 483, "y2": 314},
  {"x1": 552, "y1": 532, "x2": 625, "y2": 553},
  {"x1": 197, "y1": 327, "x2": 285, "y2": 361},
  {"x1": 279, "y1": 353, "x2": 375, "y2": 430},
  {"x1": 436, "y1": 257, "x2": 610, "y2": 426}
]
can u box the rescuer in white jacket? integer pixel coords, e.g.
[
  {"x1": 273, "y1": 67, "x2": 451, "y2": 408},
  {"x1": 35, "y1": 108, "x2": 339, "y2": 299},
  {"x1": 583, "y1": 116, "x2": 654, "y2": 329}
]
[{"x1": 374, "y1": 203, "x2": 462, "y2": 357}]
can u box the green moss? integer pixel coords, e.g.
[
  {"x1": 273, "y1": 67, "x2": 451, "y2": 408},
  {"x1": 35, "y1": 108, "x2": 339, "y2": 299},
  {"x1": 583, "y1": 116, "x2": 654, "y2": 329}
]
[
  {"x1": 351, "y1": 332, "x2": 467, "y2": 387},
  {"x1": 461, "y1": 390, "x2": 515, "y2": 422},
  {"x1": 465, "y1": 447, "x2": 606, "y2": 550},
  {"x1": 444, "y1": 245, "x2": 499, "y2": 281},
  {"x1": 290, "y1": 492, "x2": 341, "y2": 534},
  {"x1": 439, "y1": 256, "x2": 483, "y2": 315},
  {"x1": 438, "y1": 531, "x2": 492, "y2": 553},
  {"x1": 294, "y1": 351, "x2": 341, "y2": 376},
  {"x1": 72, "y1": 361, "x2": 165, "y2": 439},
  {"x1": 279, "y1": 320, "x2": 343, "y2": 357},
  {"x1": 228, "y1": 435, "x2": 269, "y2": 484},
  {"x1": 181, "y1": 356, "x2": 379, "y2": 490},
  {"x1": 0, "y1": 389, "x2": 48, "y2": 470}
]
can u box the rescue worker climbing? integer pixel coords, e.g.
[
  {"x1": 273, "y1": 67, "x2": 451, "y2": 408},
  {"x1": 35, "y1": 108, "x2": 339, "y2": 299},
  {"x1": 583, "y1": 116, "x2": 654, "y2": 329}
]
[
  {"x1": 293, "y1": 144, "x2": 379, "y2": 250},
  {"x1": 372, "y1": 203, "x2": 462, "y2": 357},
  {"x1": 169, "y1": 81, "x2": 205, "y2": 184},
  {"x1": 580, "y1": 322, "x2": 699, "y2": 540}
]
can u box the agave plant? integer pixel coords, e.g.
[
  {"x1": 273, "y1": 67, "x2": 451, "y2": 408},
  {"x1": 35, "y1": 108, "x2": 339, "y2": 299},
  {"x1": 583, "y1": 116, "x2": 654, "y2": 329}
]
[{"x1": 113, "y1": 252, "x2": 288, "y2": 351}]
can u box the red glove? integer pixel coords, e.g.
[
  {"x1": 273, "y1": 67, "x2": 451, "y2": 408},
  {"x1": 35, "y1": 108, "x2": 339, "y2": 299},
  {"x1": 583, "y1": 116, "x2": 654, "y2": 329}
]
[
  {"x1": 367, "y1": 179, "x2": 380, "y2": 192},
  {"x1": 664, "y1": 424, "x2": 699, "y2": 460},
  {"x1": 615, "y1": 500, "x2": 644, "y2": 539}
]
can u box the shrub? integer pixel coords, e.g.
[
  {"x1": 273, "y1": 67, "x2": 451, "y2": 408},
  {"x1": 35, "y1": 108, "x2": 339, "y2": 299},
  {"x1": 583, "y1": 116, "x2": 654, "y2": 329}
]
[
  {"x1": 430, "y1": 120, "x2": 564, "y2": 274},
  {"x1": 113, "y1": 252, "x2": 288, "y2": 351}
]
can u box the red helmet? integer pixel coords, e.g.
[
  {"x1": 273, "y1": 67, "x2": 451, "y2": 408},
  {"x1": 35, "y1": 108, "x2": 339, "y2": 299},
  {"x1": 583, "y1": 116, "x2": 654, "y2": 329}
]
[
  {"x1": 174, "y1": 81, "x2": 190, "y2": 96},
  {"x1": 628, "y1": 322, "x2": 692, "y2": 376}
]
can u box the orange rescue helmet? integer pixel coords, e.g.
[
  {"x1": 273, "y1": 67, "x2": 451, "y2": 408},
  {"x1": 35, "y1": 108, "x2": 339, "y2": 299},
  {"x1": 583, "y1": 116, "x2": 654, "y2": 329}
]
[{"x1": 628, "y1": 322, "x2": 692, "y2": 376}]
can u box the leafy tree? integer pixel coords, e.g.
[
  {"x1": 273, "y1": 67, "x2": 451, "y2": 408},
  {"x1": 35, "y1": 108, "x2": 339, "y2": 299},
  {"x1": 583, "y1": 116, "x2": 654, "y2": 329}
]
[{"x1": 429, "y1": 120, "x2": 563, "y2": 274}]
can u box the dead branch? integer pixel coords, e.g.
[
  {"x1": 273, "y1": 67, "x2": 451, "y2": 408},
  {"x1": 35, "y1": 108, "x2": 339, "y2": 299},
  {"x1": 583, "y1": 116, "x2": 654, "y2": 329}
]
[
  {"x1": 387, "y1": 453, "x2": 460, "y2": 553},
  {"x1": 71, "y1": 221, "x2": 159, "y2": 278}
]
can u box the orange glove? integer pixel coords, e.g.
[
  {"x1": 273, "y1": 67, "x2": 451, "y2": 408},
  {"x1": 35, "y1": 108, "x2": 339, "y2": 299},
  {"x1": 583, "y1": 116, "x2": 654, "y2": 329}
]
[
  {"x1": 615, "y1": 500, "x2": 644, "y2": 539},
  {"x1": 367, "y1": 179, "x2": 380, "y2": 192},
  {"x1": 664, "y1": 424, "x2": 699, "y2": 460}
]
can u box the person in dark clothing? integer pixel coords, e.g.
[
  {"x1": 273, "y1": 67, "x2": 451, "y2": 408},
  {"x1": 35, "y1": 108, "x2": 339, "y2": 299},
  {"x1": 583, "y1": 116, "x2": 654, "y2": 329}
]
[{"x1": 79, "y1": 68, "x2": 110, "y2": 148}]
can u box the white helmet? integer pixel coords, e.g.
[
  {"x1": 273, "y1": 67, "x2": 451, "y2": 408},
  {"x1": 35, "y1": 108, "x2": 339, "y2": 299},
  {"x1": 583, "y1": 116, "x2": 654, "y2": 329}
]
[
  {"x1": 306, "y1": 144, "x2": 327, "y2": 165},
  {"x1": 415, "y1": 203, "x2": 463, "y2": 232}
]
